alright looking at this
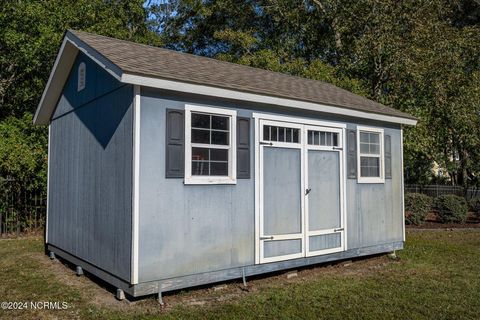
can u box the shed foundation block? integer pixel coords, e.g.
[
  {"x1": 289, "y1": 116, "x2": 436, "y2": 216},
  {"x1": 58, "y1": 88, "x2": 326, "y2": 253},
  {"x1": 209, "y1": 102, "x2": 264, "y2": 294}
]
[{"x1": 116, "y1": 289, "x2": 125, "y2": 301}]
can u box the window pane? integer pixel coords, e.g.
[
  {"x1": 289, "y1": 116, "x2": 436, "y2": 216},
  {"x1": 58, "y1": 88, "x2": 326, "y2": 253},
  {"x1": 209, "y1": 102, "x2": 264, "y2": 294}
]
[
  {"x1": 211, "y1": 131, "x2": 228, "y2": 145},
  {"x1": 279, "y1": 127, "x2": 285, "y2": 142},
  {"x1": 360, "y1": 132, "x2": 369, "y2": 143},
  {"x1": 212, "y1": 116, "x2": 229, "y2": 130},
  {"x1": 192, "y1": 147, "x2": 209, "y2": 160},
  {"x1": 326, "y1": 132, "x2": 332, "y2": 146},
  {"x1": 370, "y1": 143, "x2": 380, "y2": 154},
  {"x1": 271, "y1": 126, "x2": 278, "y2": 141},
  {"x1": 210, "y1": 148, "x2": 228, "y2": 161},
  {"x1": 210, "y1": 162, "x2": 228, "y2": 175},
  {"x1": 287, "y1": 128, "x2": 293, "y2": 143},
  {"x1": 360, "y1": 156, "x2": 380, "y2": 177},
  {"x1": 360, "y1": 143, "x2": 369, "y2": 153},
  {"x1": 263, "y1": 125, "x2": 270, "y2": 141},
  {"x1": 192, "y1": 161, "x2": 209, "y2": 175},
  {"x1": 192, "y1": 113, "x2": 210, "y2": 129},
  {"x1": 370, "y1": 133, "x2": 380, "y2": 144},
  {"x1": 191, "y1": 129, "x2": 210, "y2": 144},
  {"x1": 293, "y1": 129, "x2": 299, "y2": 143}
]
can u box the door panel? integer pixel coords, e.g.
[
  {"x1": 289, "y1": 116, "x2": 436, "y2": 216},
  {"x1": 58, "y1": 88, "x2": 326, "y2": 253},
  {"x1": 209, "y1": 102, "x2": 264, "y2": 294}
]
[
  {"x1": 257, "y1": 119, "x2": 344, "y2": 263},
  {"x1": 307, "y1": 150, "x2": 341, "y2": 231},
  {"x1": 264, "y1": 239, "x2": 302, "y2": 258},
  {"x1": 309, "y1": 233, "x2": 341, "y2": 252},
  {"x1": 263, "y1": 147, "x2": 302, "y2": 235}
]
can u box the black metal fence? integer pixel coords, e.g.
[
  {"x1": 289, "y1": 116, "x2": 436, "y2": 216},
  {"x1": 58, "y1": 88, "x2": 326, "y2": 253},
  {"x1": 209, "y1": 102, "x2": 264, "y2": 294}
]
[
  {"x1": 405, "y1": 184, "x2": 480, "y2": 200},
  {"x1": 0, "y1": 179, "x2": 46, "y2": 236}
]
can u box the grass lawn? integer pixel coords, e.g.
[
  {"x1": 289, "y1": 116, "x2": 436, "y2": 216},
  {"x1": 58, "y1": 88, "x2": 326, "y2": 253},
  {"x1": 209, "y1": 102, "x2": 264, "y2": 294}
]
[{"x1": 0, "y1": 230, "x2": 479, "y2": 319}]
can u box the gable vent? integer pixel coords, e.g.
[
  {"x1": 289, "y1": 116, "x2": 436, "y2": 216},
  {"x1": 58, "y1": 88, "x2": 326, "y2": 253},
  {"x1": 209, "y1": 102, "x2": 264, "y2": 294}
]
[{"x1": 77, "y1": 62, "x2": 86, "y2": 91}]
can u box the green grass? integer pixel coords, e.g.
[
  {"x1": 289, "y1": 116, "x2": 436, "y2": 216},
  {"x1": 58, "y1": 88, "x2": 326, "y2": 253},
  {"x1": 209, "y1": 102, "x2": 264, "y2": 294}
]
[{"x1": 0, "y1": 231, "x2": 479, "y2": 319}]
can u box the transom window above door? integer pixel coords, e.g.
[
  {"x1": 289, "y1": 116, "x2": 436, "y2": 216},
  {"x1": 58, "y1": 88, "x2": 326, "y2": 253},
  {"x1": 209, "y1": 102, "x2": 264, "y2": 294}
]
[
  {"x1": 307, "y1": 130, "x2": 339, "y2": 146},
  {"x1": 263, "y1": 125, "x2": 300, "y2": 143},
  {"x1": 185, "y1": 105, "x2": 237, "y2": 184}
]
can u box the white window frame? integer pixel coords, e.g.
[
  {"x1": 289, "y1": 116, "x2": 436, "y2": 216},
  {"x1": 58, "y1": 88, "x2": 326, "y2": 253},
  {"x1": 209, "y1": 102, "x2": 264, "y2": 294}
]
[
  {"x1": 184, "y1": 104, "x2": 237, "y2": 185},
  {"x1": 357, "y1": 126, "x2": 384, "y2": 184}
]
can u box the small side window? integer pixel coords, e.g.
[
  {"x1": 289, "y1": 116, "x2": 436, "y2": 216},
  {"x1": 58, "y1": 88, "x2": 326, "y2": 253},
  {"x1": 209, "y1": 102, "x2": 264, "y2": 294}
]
[
  {"x1": 357, "y1": 126, "x2": 384, "y2": 183},
  {"x1": 78, "y1": 62, "x2": 86, "y2": 92}
]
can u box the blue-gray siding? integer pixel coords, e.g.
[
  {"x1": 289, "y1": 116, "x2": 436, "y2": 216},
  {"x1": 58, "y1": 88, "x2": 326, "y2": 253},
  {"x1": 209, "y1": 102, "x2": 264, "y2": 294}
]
[
  {"x1": 138, "y1": 88, "x2": 403, "y2": 283},
  {"x1": 48, "y1": 53, "x2": 133, "y2": 282}
]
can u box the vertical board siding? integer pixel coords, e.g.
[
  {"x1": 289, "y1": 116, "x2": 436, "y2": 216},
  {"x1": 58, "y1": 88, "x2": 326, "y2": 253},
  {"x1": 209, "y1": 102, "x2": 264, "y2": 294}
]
[
  {"x1": 48, "y1": 53, "x2": 133, "y2": 282},
  {"x1": 346, "y1": 126, "x2": 403, "y2": 249},
  {"x1": 138, "y1": 88, "x2": 404, "y2": 283}
]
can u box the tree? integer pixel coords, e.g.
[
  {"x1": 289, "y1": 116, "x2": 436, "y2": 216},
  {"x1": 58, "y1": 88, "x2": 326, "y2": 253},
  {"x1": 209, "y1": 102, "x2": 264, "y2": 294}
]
[
  {"x1": 0, "y1": 0, "x2": 162, "y2": 120},
  {"x1": 155, "y1": 0, "x2": 480, "y2": 189}
]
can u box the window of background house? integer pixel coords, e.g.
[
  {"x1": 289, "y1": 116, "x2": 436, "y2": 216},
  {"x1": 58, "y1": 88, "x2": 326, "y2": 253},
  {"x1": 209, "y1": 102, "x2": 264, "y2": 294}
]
[{"x1": 185, "y1": 105, "x2": 237, "y2": 184}]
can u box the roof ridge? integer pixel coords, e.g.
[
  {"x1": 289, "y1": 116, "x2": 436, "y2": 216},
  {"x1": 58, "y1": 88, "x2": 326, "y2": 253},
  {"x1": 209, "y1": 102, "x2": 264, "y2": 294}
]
[
  {"x1": 66, "y1": 29, "x2": 415, "y2": 121},
  {"x1": 69, "y1": 30, "x2": 355, "y2": 93}
]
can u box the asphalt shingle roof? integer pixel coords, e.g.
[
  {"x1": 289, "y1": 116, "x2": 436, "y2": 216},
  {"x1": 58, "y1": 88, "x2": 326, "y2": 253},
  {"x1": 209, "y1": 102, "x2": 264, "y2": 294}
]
[{"x1": 70, "y1": 30, "x2": 415, "y2": 120}]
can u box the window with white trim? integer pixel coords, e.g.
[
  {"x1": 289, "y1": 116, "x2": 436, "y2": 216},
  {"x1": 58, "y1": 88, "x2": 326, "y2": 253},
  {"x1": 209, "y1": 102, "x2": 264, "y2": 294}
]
[
  {"x1": 185, "y1": 105, "x2": 236, "y2": 184},
  {"x1": 357, "y1": 126, "x2": 384, "y2": 183}
]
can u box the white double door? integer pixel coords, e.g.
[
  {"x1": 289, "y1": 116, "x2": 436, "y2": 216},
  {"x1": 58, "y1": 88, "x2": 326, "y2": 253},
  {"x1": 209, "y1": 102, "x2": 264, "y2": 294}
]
[{"x1": 256, "y1": 119, "x2": 346, "y2": 264}]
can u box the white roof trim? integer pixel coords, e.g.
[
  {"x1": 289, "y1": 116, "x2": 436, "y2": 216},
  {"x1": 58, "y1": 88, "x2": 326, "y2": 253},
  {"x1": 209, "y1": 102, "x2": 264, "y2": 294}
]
[
  {"x1": 121, "y1": 73, "x2": 417, "y2": 126},
  {"x1": 33, "y1": 31, "x2": 123, "y2": 125},
  {"x1": 34, "y1": 31, "x2": 417, "y2": 126}
]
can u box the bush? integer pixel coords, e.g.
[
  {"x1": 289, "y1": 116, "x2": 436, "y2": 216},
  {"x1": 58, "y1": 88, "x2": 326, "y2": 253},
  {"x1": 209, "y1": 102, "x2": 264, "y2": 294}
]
[
  {"x1": 435, "y1": 195, "x2": 468, "y2": 223},
  {"x1": 469, "y1": 197, "x2": 480, "y2": 219},
  {"x1": 405, "y1": 193, "x2": 433, "y2": 225}
]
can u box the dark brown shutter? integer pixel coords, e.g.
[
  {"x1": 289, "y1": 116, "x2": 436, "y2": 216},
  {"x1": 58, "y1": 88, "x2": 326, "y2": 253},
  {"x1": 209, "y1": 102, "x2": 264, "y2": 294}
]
[
  {"x1": 347, "y1": 129, "x2": 357, "y2": 179},
  {"x1": 165, "y1": 109, "x2": 185, "y2": 178},
  {"x1": 237, "y1": 117, "x2": 250, "y2": 179},
  {"x1": 385, "y1": 134, "x2": 392, "y2": 179}
]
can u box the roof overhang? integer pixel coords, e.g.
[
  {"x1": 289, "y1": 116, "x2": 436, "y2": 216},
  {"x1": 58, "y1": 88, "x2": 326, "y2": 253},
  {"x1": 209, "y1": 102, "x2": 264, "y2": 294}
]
[
  {"x1": 33, "y1": 31, "x2": 123, "y2": 125},
  {"x1": 34, "y1": 32, "x2": 417, "y2": 126}
]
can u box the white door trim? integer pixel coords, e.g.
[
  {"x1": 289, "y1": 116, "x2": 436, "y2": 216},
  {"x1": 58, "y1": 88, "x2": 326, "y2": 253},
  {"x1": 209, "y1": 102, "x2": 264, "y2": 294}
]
[
  {"x1": 254, "y1": 113, "x2": 347, "y2": 264},
  {"x1": 303, "y1": 125, "x2": 346, "y2": 257},
  {"x1": 258, "y1": 119, "x2": 305, "y2": 264}
]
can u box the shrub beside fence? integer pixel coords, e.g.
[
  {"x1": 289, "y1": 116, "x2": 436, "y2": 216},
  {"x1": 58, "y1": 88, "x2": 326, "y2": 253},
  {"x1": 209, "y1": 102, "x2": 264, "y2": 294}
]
[
  {"x1": 405, "y1": 184, "x2": 480, "y2": 200},
  {"x1": 0, "y1": 179, "x2": 46, "y2": 236}
]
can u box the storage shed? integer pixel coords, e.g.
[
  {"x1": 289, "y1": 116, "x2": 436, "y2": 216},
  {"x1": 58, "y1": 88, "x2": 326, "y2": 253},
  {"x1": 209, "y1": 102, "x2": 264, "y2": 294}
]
[{"x1": 34, "y1": 30, "x2": 417, "y2": 299}]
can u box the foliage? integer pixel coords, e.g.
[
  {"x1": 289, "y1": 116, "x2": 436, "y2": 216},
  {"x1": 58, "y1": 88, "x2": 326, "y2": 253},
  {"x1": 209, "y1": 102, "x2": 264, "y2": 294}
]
[
  {"x1": 154, "y1": 0, "x2": 480, "y2": 189},
  {"x1": 0, "y1": 114, "x2": 47, "y2": 189},
  {"x1": 404, "y1": 193, "x2": 433, "y2": 225},
  {"x1": 469, "y1": 197, "x2": 480, "y2": 218},
  {"x1": 434, "y1": 194, "x2": 469, "y2": 223},
  {"x1": 0, "y1": 1, "x2": 163, "y2": 230}
]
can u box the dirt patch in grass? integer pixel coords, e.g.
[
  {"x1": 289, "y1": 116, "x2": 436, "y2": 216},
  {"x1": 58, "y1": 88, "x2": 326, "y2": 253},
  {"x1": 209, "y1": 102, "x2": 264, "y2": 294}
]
[
  {"x1": 128, "y1": 254, "x2": 399, "y2": 312},
  {"x1": 33, "y1": 251, "x2": 132, "y2": 311},
  {"x1": 32, "y1": 244, "x2": 399, "y2": 313},
  {"x1": 1, "y1": 231, "x2": 479, "y2": 319}
]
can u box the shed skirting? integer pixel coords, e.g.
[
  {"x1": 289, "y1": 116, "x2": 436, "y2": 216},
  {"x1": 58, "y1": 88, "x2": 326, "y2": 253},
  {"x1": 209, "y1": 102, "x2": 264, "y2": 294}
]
[{"x1": 48, "y1": 241, "x2": 403, "y2": 298}]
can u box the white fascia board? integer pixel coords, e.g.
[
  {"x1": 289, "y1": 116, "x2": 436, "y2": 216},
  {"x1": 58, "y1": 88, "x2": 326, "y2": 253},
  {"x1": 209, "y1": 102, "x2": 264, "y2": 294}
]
[
  {"x1": 33, "y1": 31, "x2": 123, "y2": 125},
  {"x1": 33, "y1": 37, "x2": 77, "y2": 125},
  {"x1": 121, "y1": 73, "x2": 417, "y2": 126}
]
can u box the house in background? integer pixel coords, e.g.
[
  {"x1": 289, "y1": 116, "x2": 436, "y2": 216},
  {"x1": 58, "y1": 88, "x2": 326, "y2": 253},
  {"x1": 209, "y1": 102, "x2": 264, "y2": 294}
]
[{"x1": 34, "y1": 30, "x2": 417, "y2": 300}]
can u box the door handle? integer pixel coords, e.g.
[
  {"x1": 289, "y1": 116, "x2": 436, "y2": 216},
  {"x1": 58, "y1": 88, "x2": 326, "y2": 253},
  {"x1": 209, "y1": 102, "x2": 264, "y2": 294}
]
[
  {"x1": 334, "y1": 228, "x2": 344, "y2": 232},
  {"x1": 333, "y1": 147, "x2": 343, "y2": 150},
  {"x1": 259, "y1": 141, "x2": 273, "y2": 146},
  {"x1": 260, "y1": 236, "x2": 274, "y2": 240},
  {"x1": 305, "y1": 188, "x2": 312, "y2": 195}
]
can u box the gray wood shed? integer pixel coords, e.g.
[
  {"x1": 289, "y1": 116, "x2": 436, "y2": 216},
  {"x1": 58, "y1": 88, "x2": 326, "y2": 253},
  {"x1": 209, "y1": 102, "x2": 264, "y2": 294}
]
[{"x1": 34, "y1": 30, "x2": 417, "y2": 299}]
